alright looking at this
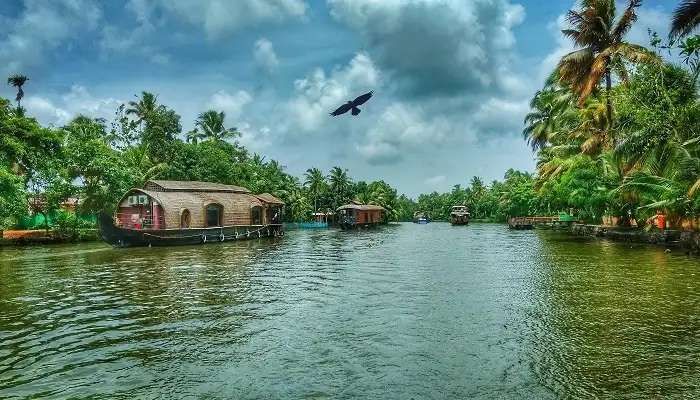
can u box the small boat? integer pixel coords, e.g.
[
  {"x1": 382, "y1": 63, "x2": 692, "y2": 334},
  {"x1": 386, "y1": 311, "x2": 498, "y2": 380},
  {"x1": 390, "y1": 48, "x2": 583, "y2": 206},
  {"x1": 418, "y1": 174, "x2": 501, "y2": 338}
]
[
  {"x1": 337, "y1": 202, "x2": 386, "y2": 230},
  {"x1": 413, "y1": 211, "x2": 430, "y2": 224},
  {"x1": 450, "y1": 206, "x2": 470, "y2": 225},
  {"x1": 99, "y1": 180, "x2": 284, "y2": 247}
]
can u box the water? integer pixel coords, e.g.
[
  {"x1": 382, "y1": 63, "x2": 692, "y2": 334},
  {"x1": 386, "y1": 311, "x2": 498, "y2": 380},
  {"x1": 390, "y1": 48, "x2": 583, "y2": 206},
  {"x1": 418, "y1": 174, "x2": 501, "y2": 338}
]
[{"x1": 1, "y1": 223, "x2": 699, "y2": 399}]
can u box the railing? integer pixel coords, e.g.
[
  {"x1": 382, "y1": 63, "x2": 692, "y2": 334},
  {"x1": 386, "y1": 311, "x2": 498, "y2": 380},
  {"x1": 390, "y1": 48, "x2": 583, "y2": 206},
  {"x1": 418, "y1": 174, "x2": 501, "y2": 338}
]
[{"x1": 115, "y1": 213, "x2": 166, "y2": 230}]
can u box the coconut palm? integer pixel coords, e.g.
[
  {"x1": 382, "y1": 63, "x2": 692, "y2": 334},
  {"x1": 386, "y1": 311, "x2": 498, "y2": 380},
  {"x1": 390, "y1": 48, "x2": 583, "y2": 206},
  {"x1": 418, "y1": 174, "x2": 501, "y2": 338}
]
[
  {"x1": 185, "y1": 128, "x2": 205, "y2": 144},
  {"x1": 670, "y1": 0, "x2": 700, "y2": 39},
  {"x1": 7, "y1": 74, "x2": 28, "y2": 108},
  {"x1": 195, "y1": 110, "x2": 240, "y2": 142},
  {"x1": 126, "y1": 91, "x2": 159, "y2": 124},
  {"x1": 304, "y1": 167, "x2": 327, "y2": 212},
  {"x1": 557, "y1": 0, "x2": 656, "y2": 125},
  {"x1": 523, "y1": 86, "x2": 577, "y2": 151},
  {"x1": 329, "y1": 166, "x2": 352, "y2": 209}
]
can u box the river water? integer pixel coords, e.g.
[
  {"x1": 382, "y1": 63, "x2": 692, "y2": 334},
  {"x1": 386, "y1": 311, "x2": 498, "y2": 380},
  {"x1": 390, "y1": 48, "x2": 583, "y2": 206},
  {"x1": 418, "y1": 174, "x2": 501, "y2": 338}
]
[{"x1": 1, "y1": 223, "x2": 699, "y2": 399}]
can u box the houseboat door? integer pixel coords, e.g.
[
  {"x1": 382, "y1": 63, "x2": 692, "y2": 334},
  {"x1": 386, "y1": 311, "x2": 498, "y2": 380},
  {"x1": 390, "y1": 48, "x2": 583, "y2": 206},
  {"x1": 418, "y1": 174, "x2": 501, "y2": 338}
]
[{"x1": 206, "y1": 204, "x2": 223, "y2": 227}]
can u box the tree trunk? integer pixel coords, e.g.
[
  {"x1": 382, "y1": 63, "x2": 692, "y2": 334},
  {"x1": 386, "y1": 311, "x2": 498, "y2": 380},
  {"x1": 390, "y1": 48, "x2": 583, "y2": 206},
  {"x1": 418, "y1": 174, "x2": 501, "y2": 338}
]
[{"x1": 605, "y1": 69, "x2": 613, "y2": 145}]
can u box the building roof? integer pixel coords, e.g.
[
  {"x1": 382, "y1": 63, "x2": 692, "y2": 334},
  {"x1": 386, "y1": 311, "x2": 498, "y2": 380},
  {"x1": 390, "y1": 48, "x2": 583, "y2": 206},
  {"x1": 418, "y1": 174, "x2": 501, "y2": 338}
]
[
  {"x1": 146, "y1": 180, "x2": 251, "y2": 193},
  {"x1": 255, "y1": 193, "x2": 285, "y2": 205},
  {"x1": 337, "y1": 203, "x2": 386, "y2": 211}
]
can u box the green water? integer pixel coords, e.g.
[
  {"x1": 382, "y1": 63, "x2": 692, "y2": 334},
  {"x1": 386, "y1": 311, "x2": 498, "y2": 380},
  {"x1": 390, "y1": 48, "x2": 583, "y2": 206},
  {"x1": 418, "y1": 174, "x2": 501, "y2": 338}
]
[{"x1": 1, "y1": 223, "x2": 699, "y2": 399}]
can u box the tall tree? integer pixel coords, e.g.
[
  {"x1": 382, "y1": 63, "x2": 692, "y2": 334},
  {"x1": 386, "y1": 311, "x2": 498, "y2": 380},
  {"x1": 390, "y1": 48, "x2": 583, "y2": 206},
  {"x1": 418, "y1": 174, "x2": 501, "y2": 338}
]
[
  {"x1": 557, "y1": 0, "x2": 655, "y2": 129},
  {"x1": 329, "y1": 166, "x2": 352, "y2": 209},
  {"x1": 126, "y1": 92, "x2": 158, "y2": 124},
  {"x1": 670, "y1": 0, "x2": 700, "y2": 39},
  {"x1": 304, "y1": 167, "x2": 327, "y2": 212},
  {"x1": 7, "y1": 74, "x2": 28, "y2": 109},
  {"x1": 195, "y1": 110, "x2": 240, "y2": 143}
]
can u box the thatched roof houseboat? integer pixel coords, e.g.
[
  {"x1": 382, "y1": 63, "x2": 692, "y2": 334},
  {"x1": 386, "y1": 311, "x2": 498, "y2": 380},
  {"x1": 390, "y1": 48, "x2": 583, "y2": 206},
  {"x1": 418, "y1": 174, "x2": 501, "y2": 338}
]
[
  {"x1": 99, "y1": 180, "x2": 284, "y2": 247},
  {"x1": 337, "y1": 202, "x2": 386, "y2": 230}
]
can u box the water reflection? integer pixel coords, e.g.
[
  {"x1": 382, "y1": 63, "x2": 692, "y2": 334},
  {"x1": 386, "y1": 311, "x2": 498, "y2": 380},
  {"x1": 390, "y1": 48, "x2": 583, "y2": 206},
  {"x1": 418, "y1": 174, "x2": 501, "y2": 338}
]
[{"x1": 1, "y1": 224, "x2": 699, "y2": 398}]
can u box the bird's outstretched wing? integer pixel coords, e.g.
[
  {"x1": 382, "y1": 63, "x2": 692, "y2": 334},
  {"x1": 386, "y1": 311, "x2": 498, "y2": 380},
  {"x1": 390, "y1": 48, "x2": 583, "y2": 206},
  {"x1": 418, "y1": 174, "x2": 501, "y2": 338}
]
[
  {"x1": 330, "y1": 103, "x2": 353, "y2": 116},
  {"x1": 351, "y1": 91, "x2": 373, "y2": 106}
]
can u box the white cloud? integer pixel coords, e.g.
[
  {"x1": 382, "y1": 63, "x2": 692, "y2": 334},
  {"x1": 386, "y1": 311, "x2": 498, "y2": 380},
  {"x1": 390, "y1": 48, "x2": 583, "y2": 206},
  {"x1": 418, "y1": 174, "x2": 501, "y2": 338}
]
[
  {"x1": 0, "y1": 0, "x2": 102, "y2": 75},
  {"x1": 328, "y1": 0, "x2": 525, "y2": 97},
  {"x1": 23, "y1": 85, "x2": 122, "y2": 127},
  {"x1": 206, "y1": 90, "x2": 253, "y2": 120},
  {"x1": 156, "y1": 0, "x2": 308, "y2": 39},
  {"x1": 285, "y1": 52, "x2": 379, "y2": 133},
  {"x1": 254, "y1": 38, "x2": 280, "y2": 74}
]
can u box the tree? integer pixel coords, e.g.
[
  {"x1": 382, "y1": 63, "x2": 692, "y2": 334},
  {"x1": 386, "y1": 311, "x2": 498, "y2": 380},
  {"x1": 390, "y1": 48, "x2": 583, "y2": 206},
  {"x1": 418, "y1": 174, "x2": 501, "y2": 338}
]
[
  {"x1": 195, "y1": 110, "x2": 240, "y2": 143},
  {"x1": 328, "y1": 166, "x2": 352, "y2": 209},
  {"x1": 304, "y1": 167, "x2": 327, "y2": 212},
  {"x1": 557, "y1": 0, "x2": 656, "y2": 130},
  {"x1": 7, "y1": 74, "x2": 28, "y2": 109},
  {"x1": 185, "y1": 128, "x2": 205, "y2": 144},
  {"x1": 126, "y1": 91, "x2": 159, "y2": 124},
  {"x1": 670, "y1": 0, "x2": 700, "y2": 39}
]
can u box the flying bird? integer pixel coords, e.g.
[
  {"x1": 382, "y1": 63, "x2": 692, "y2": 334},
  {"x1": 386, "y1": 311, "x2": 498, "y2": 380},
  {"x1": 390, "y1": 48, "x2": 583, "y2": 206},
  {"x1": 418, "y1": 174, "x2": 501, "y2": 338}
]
[{"x1": 330, "y1": 91, "x2": 373, "y2": 117}]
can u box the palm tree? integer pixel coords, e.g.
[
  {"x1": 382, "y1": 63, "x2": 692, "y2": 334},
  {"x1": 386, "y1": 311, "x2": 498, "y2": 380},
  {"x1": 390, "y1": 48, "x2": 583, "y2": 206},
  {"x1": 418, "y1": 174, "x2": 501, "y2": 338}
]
[
  {"x1": 7, "y1": 74, "x2": 28, "y2": 108},
  {"x1": 670, "y1": 0, "x2": 700, "y2": 39},
  {"x1": 557, "y1": 0, "x2": 656, "y2": 125},
  {"x1": 304, "y1": 167, "x2": 327, "y2": 211},
  {"x1": 126, "y1": 91, "x2": 159, "y2": 124},
  {"x1": 523, "y1": 85, "x2": 577, "y2": 151},
  {"x1": 329, "y1": 166, "x2": 352, "y2": 209},
  {"x1": 195, "y1": 110, "x2": 240, "y2": 142},
  {"x1": 185, "y1": 128, "x2": 205, "y2": 144}
]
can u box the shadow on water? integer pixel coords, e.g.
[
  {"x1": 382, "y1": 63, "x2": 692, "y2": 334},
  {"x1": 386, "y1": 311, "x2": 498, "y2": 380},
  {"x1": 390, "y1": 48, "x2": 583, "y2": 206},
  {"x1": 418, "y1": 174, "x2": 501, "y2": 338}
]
[{"x1": 1, "y1": 224, "x2": 699, "y2": 398}]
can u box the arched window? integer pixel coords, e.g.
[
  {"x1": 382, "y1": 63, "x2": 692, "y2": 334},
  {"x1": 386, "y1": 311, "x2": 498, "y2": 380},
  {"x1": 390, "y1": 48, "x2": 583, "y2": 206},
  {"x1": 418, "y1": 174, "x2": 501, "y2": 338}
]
[
  {"x1": 251, "y1": 206, "x2": 262, "y2": 225},
  {"x1": 205, "y1": 204, "x2": 223, "y2": 227},
  {"x1": 180, "y1": 209, "x2": 191, "y2": 228}
]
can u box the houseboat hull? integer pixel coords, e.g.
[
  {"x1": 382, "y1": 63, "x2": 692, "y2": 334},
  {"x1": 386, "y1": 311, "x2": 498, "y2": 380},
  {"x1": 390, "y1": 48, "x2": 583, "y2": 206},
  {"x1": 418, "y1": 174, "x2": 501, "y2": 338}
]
[
  {"x1": 338, "y1": 222, "x2": 385, "y2": 230},
  {"x1": 99, "y1": 213, "x2": 283, "y2": 247},
  {"x1": 450, "y1": 216, "x2": 470, "y2": 225}
]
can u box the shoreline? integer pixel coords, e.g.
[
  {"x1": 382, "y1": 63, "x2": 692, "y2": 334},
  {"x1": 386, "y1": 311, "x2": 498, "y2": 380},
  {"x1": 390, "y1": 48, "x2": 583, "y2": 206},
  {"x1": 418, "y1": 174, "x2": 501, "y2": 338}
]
[{"x1": 550, "y1": 223, "x2": 700, "y2": 253}]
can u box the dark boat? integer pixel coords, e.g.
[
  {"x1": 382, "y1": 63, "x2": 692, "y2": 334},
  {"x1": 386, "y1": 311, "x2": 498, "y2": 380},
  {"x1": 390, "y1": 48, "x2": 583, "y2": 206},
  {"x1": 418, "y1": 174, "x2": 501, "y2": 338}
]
[
  {"x1": 337, "y1": 202, "x2": 386, "y2": 230},
  {"x1": 99, "y1": 180, "x2": 284, "y2": 247},
  {"x1": 450, "y1": 206, "x2": 470, "y2": 225}
]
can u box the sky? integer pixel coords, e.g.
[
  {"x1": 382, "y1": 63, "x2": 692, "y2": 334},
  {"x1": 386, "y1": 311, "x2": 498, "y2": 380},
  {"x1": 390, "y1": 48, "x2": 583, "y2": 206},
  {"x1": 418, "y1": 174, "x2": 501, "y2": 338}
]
[{"x1": 0, "y1": 0, "x2": 676, "y2": 197}]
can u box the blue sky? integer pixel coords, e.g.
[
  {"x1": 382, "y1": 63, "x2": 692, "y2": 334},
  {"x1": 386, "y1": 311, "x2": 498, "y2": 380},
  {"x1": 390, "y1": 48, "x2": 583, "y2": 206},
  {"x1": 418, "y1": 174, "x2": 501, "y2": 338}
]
[{"x1": 0, "y1": 0, "x2": 676, "y2": 196}]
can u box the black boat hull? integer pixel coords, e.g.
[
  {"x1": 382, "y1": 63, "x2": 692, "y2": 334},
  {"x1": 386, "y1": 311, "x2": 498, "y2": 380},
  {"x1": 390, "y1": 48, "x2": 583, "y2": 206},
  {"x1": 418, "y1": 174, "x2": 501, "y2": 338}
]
[{"x1": 98, "y1": 213, "x2": 283, "y2": 247}]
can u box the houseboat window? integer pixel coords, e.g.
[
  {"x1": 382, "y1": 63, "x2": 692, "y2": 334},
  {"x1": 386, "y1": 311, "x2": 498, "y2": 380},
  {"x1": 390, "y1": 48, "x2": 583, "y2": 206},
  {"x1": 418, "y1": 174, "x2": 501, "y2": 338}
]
[
  {"x1": 181, "y1": 209, "x2": 191, "y2": 228},
  {"x1": 206, "y1": 204, "x2": 223, "y2": 227},
  {"x1": 251, "y1": 206, "x2": 262, "y2": 225}
]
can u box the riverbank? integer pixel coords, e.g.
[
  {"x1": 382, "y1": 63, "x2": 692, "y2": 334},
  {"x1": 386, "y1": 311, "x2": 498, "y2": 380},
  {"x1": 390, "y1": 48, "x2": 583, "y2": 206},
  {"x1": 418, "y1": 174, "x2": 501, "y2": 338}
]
[
  {"x1": 565, "y1": 224, "x2": 700, "y2": 253},
  {"x1": 0, "y1": 229, "x2": 99, "y2": 246}
]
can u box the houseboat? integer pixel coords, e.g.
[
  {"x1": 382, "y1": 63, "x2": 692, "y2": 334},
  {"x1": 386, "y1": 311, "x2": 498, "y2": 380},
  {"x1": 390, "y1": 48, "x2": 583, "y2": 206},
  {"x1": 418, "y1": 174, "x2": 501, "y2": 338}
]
[
  {"x1": 337, "y1": 202, "x2": 386, "y2": 230},
  {"x1": 450, "y1": 206, "x2": 470, "y2": 225},
  {"x1": 99, "y1": 180, "x2": 284, "y2": 247},
  {"x1": 413, "y1": 211, "x2": 430, "y2": 224}
]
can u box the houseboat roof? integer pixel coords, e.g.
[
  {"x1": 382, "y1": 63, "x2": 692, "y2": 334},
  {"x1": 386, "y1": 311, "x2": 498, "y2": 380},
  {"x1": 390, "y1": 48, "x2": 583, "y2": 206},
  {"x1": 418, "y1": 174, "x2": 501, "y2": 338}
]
[
  {"x1": 255, "y1": 193, "x2": 285, "y2": 205},
  {"x1": 146, "y1": 180, "x2": 251, "y2": 193},
  {"x1": 337, "y1": 204, "x2": 385, "y2": 211},
  {"x1": 130, "y1": 188, "x2": 264, "y2": 211}
]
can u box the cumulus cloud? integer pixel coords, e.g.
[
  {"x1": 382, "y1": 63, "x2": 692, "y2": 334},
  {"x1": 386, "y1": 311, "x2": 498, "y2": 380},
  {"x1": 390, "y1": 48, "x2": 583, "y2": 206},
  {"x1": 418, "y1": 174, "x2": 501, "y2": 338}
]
[
  {"x1": 154, "y1": 0, "x2": 308, "y2": 39},
  {"x1": 0, "y1": 0, "x2": 102, "y2": 75},
  {"x1": 285, "y1": 52, "x2": 379, "y2": 133},
  {"x1": 328, "y1": 0, "x2": 525, "y2": 97},
  {"x1": 206, "y1": 90, "x2": 253, "y2": 120},
  {"x1": 254, "y1": 38, "x2": 280, "y2": 74},
  {"x1": 23, "y1": 85, "x2": 122, "y2": 127}
]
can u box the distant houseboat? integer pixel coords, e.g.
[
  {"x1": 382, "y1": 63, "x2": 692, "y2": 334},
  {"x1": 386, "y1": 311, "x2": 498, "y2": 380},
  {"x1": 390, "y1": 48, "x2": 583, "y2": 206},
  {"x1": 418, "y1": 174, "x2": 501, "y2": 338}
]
[
  {"x1": 337, "y1": 202, "x2": 386, "y2": 230},
  {"x1": 450, "y1": 206, "x2": 470, "y2": 225},
  {"x1": 99, "y1": 180, "x2": 284, "y2": 247},
  {"x1": 413, "y1": 211, "x2": 430, "y2": 224}
]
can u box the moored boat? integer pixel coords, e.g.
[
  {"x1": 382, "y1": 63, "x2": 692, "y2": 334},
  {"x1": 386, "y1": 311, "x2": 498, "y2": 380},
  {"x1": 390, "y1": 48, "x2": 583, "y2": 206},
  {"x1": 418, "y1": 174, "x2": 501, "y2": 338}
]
[
  {"x1": 413, "y1": 211, "x2": 430, "y2": 224},
  {"x1": 99, "y1": 180, "x2": 284, "y2": 247},
  {"x1": 450, "y1": 206, "x2": 470, "y2": 225},
  {"x1": 337, "y1": 202, "x2": 386, "y2": 230}
]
